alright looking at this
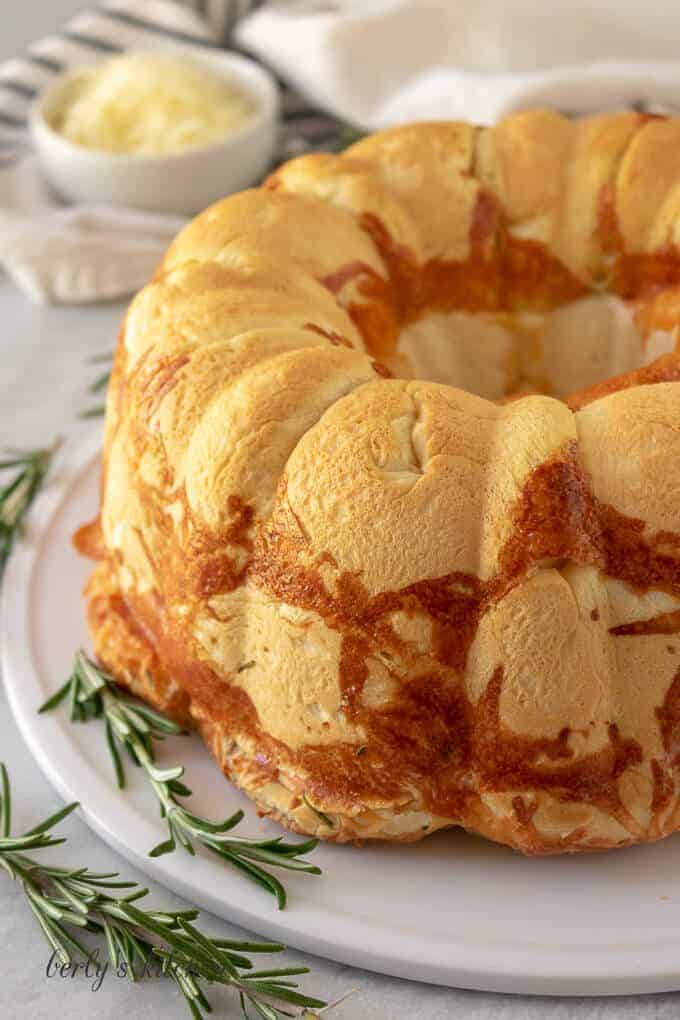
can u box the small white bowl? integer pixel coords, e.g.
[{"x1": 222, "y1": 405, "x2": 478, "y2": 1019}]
[{"x1": 30, "y1": 49, "x2": 280, "y2": 215}]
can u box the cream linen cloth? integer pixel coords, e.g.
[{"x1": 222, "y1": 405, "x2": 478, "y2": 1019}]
[{"x1": 236, "y1": 0, "x2": 680, "y2": 128}]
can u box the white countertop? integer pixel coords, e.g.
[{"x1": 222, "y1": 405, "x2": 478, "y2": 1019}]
[{"x1": 2, "y1": 4, "x2": 680, "y2": 1018}]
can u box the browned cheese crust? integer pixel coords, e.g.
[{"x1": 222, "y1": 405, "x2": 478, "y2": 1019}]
[{"x1": 77, "y1": 111, "x2": 680, "y2": 852}]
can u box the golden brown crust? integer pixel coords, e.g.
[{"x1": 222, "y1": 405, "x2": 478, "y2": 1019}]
[{"x1": 82, "y1": 111, "x2": 680, "y2": 853}]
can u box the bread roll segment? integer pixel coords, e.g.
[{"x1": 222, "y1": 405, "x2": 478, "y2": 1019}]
[{"x1": 81, "y1": 111, "x2": 680, "y2": 853}]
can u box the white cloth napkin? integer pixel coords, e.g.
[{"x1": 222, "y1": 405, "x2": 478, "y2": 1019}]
[
  {"x1": 236, "y1": 0, "x2": 680, "y2": 129},
  {"x1": 8, "y1": 0, "x2": 680, "y2": 305},
  {"x1": 0, "y1": 200, "x2": 188, "y2": 305},
  {"x1": 0, "y1": 0, "x2": 235, "y2": 304}
]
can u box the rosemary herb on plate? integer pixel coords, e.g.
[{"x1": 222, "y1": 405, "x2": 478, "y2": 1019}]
[
  {"x1": 79, "y1": 349, "x2": 112, "y2": 419},
  {"x1": 40, "y1": 650, "x2": 321, "y2": 909},
  {"x1": 0, "y1": 440, "x2": 59, "y2": 575},
  {"x1": 0, "y1": 763, "x2": 326, "y2": 1019}
]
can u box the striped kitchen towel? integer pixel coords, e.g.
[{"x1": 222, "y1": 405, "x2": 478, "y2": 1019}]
[
  {"x1": 0, "y1": 0, "x2": 345, "y2": 172},
  {"x1": 0, "y1": 0, "x2": 346, "y2": 304},
  {"x1": 188, "y1": 0, "x2": 267, "y2": 43}
]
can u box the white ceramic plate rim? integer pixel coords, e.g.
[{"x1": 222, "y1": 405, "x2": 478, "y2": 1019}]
[{"x1": 3, "y1": 430, "x2": 680, "y2": 996}]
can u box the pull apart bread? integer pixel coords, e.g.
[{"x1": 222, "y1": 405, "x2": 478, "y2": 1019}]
[{"x1": 77, "y1": 110, "x2": 680, "y2": 854}]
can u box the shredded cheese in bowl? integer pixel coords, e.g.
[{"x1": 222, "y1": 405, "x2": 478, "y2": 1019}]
[{"x1": 48, "y1": 52, "x2": 255, "y2": 156}]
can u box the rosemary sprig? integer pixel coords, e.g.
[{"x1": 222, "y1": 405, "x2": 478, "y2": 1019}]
[
  {"x1": 79, "y1": 404, "x2": 108, "y2": 420},
  {"x1": 335, "y1": 123, "x2": 366, "y2": 151},
  {"x1": 40, "y1": 651, "x2": 321, "y2": 909},
  {"x1": 0, "y1": 763, "x2": 326, "y2": 1019},
  {"x1": 79, "y1": 350, "x2": 112, "y2": 419},
  {"x1": 0, "y1": 440, "x2": 59, "y2": 575}
]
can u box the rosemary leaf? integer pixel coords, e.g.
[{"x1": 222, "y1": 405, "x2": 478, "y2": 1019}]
[
  {"x1": 79, "y1": 350, "x2": 113, "y2": 417},
  {"x1": 0, "y1": 763, "x2": 327, "y2": 1020},
  {"x1": 302, "y1": 795, "x2": 335, "y2": 831},
  {"x1": 24, "y1": 801, "x2": 79, "y2": 837},
  {"x1": 38, "y1": 678, "x2": 72, "y2": 714},
  {"x1": 0, "y1": 441, "x2": 59, "y2": 575},
  {"x1": 89, "y1": 370, "x2": 112, "y2": 394},
  {"x1": 105, "y1": 719, "x2": 125, "y2": 789},
  {"x1": 78, "y1": 404, "x2": 107, "y2": 420},
  {"x1": 0, "y1": 762, "x2": 10, "y2": 837},
  {"x1": 40, "y1": 651, "x2": 321, "y2": 908}
]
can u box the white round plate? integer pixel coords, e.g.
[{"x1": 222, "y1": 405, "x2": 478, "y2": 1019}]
[{"x1": 3, "y1": 430, "x2": 680, "y2": 997}]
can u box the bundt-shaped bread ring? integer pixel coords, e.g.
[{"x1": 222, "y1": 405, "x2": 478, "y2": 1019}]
[{"x1": 79, "y1": 111, "x2": 680, "y2": 853}]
